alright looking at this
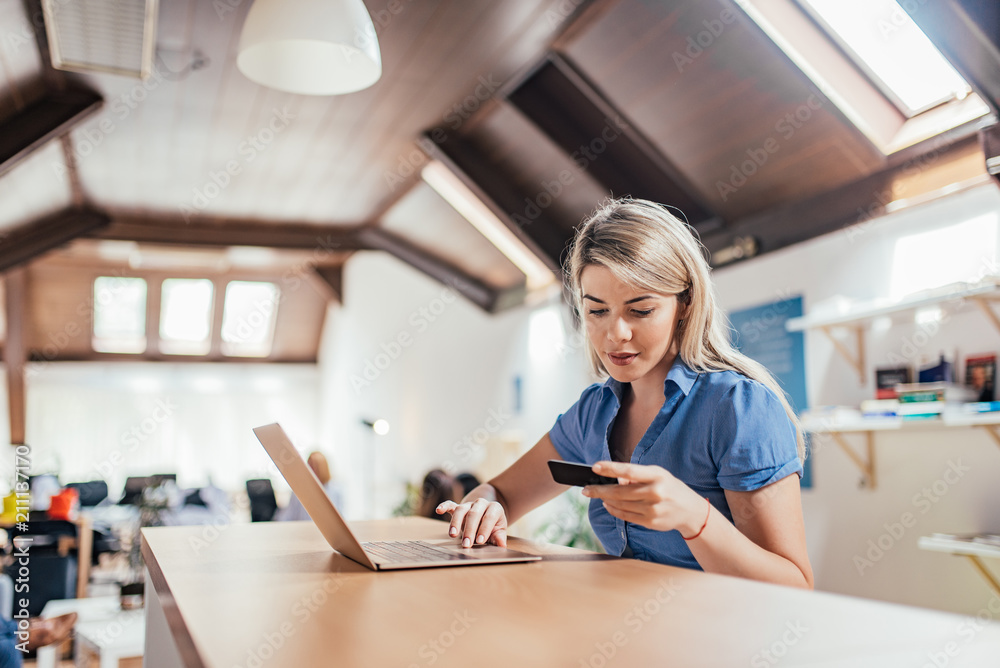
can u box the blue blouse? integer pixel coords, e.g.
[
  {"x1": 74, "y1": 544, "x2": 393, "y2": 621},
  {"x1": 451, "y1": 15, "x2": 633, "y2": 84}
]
[{"x1": 549, "y1": 357, "x2": 802, "y2": 570}]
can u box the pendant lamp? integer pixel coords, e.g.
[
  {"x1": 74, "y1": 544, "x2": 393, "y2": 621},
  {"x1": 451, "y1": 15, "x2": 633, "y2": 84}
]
[{"x1": 237, "y1": 0, "x2": 382, "y2": 96}]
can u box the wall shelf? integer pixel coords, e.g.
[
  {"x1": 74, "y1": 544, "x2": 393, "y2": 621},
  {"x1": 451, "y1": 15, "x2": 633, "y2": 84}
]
[
  {"x1": 785, "y1": 281, "x2": 1000, "y2": 384},
  {"x1": 802, "y1": 413, "x2": 1000, "y2": 489},
  {"x1": 918, "y1": 534, "x2": 1000, "y2": 598}
]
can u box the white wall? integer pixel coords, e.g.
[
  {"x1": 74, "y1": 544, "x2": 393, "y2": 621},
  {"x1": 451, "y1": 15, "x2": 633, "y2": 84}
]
[
  {"x1": 714, "y1": 184, "x2": 1000, "y2": 615},
  {"x1": 317, "y1": 251, "x2": 593, "y2": 532},
  {"x1": 18, "y1": 362, "x2": 320, "y2": 497}
]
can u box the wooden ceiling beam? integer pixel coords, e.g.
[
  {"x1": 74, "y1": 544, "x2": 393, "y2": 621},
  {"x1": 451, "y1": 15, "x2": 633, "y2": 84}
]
[
  {"x1": 357, "y1": 227, "x2": 499, "y2": 311},
  {"x1": 981, "y1": 123, "x2": 1000, "y2": 188},
  {"x1": 312, "y1": 265, "x2": 345, "y2": 303},
  {"x1": 701, "y1": 136, "x2": 984, "y2": 265},
  {"x1": 505, "y1": 54, "x2": 722, "y2": 232},
  {"x1": 94, "y1": 213, "x2": 499, "y2": 310},
  {"x1": 92, "y1": 214, "x2": 366, "y2": 251},
  {"x1": 0, "y1": 207, "x2": 110, "y2": 273},
  {"x1": 0, "y1": 87, "x2": 103, "y2": 178},
  {"x1": 422, "y1": 131, "x2": 566, "y2": 269},
  {"x1": 59, "y1": 135, "x2": 86, "y2": 206},
  {"x1": 4, "y1": 269, "x2": 27, "y2": 445}
]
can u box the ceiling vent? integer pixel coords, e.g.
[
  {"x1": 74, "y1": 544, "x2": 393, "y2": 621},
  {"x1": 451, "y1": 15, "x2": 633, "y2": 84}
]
[{"x1": 42, "y1": 0, "x2": 158, "y2": 79}]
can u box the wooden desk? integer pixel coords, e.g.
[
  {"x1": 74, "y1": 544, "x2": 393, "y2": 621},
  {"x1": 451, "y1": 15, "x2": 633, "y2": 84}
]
[{"x1": 142, "y1": 518, "x2": 1000, "y2": 667}]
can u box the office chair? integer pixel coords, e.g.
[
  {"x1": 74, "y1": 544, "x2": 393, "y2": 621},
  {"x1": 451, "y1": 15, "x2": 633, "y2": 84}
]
[
  {"x1": 65, "y1": 480, "x2": 109, "y2": 507},
  {"x1": 12, "y1": 521, "x2": 78, "y2": 616},
  {"x1": 118, "y1": 476, "x2": 150, "y2": 505},
  {"x1": 245, "y1": 479, "x2": 278, "y2": 522}
]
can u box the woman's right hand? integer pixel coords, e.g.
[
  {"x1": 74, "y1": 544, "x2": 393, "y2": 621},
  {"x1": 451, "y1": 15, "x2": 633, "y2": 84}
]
[{"x1": 436, "y1": 498, "x2": 508, "y2": 548}]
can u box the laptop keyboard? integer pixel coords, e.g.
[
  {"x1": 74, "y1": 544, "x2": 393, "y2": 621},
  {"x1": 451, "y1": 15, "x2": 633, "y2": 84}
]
[{"x1": 363, "y1": 540, "x2": 475, "y2": 564}]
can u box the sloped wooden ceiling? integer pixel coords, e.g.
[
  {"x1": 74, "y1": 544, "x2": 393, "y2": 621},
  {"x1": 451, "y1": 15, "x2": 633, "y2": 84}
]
[
  {"x1": 425, "y1": 0, "x2": 990, "y2": 269},
  {"x1": 561, "y1": 0, "x2": 887, "y2": 219},
  {"x1": 0, "y1": 0, "x2": 993, "y2": 309}
]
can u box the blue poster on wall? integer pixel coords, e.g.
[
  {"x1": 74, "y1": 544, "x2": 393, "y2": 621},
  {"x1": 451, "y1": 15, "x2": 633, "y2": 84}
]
[{"x1": 728, "y1": 295, "x2": 812, "y2": 488}]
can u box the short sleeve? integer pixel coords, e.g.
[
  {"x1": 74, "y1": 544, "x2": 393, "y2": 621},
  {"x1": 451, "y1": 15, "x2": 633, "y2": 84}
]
[
  {"x1": 548, "y1": 383, "x2": 603, "y2": 464},
  {"x1": 710, "y1": 379, "x2": 802, "y2": 491}
]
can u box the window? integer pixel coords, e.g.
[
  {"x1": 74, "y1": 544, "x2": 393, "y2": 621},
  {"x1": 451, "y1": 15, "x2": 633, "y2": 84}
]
[
  {"x1": 221, "y1": 281, "x2": 279, "y2": 357},
  {"x1": 798, "y1": 0, "x2": 971, "y2": 116},
  {"x1": 159, "y1": 278, "x2": 214, "y2": 355},
  {"x1": 740, "y1": 0, "x2": 989, "y2": 154},
  {"x1": 93, "y1": 277, "x2": 147, "y2": 353}
]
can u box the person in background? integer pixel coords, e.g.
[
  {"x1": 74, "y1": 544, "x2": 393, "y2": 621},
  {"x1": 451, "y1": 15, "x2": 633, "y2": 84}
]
[
  {"x1": 437, "y1": 198, "x2": 813, "y2": 589},
  {"x1": 455, "y1": 472, "x2": 481, "y2": 498},
  {"x1": 275, "y1": 451, "x2": 343, "y2": 521},
  {"x1": 416, "y1": 469, "x2": 463, "y2": 521},
  {"x1": 0, "y1": 608, "x2": 77, "y2": 668}
]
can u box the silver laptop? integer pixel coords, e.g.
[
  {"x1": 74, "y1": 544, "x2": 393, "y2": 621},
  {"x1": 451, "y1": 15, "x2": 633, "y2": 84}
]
[{"x1": 253, "y1": 423, "x2": 541, "y2": 570}]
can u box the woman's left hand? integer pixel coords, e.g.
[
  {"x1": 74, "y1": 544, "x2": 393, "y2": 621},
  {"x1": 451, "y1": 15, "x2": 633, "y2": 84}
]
[{"x1": 583, "y1": 461, "x2": 706, "y2": 536}]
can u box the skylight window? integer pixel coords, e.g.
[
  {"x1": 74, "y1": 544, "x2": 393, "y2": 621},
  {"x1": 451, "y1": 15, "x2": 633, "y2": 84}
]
[
  {"x1": 799, "y1": 0, "x2": 971, "y2": 116},
  {"x1": 159, "y1": 278, "x2": 214, "y2": 355},
  {"x1": 220, "y1": 281, "x2": 279, "y2": 358},
  {"x1": 93, "y1": 277, "x2": 147, "y2": 354}
]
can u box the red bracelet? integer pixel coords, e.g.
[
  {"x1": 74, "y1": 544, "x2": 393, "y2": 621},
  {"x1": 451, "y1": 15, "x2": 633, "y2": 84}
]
[{"x1": 682, "y1": 497, "x2": 711, "y2": 541}]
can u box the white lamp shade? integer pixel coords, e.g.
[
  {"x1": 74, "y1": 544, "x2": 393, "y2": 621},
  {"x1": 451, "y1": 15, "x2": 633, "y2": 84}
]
[{"x1": 237, "y1": 0, "x2": 382, "y2": 96}]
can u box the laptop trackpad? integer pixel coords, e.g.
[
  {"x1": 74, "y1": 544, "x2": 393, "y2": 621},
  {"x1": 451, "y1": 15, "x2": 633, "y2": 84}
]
[{"x1": 421, "y1": 538, "x2": 532, "y2": 557}]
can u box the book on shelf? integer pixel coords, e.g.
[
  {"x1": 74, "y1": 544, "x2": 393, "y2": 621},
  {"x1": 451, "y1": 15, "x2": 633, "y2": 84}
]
[
  {"x1": 918, "y1": 354, "x2": 954, "y2": 384},
  {"x1": 965, "y1": 353, "x2": 996, "y2": 403},
  {"x1": 860, "y1": 399, "x2": 899, "y2": 418},
  {"x1": 961, "y1": 401, "x2": 1000, "y2": 414},
  {"x1": 897, "y1": 402, "x2": 943, "y2": 416},
  {"x1": 875, "y1": 366, "x2": 911, "y2": 400},
  {"x1": 894, "y1": 382, "x2": 977, "y2": 403}
]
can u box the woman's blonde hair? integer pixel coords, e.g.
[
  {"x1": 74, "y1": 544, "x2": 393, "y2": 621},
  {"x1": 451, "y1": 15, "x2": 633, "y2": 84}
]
[{"x1": 565, "y1": 198, "x2": 805, "y2": 462}]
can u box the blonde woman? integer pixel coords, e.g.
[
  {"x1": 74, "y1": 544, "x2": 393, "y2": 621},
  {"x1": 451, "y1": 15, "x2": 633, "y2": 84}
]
[{"x1": 438, "y1": 198, "x2": 813, "y2": 589}]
